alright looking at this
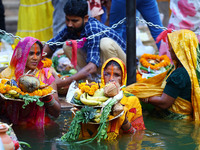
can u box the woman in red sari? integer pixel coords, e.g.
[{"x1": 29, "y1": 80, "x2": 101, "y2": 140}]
[{"x1": 0, "y1": 37, "x2": 61, "y2": 128}]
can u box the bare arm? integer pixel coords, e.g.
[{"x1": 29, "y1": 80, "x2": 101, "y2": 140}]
[
  {"x1": 41, "y1": 81, "x2": 61, "y2": 118},
  {"x1": 43, "y1": 44, "x2": 54, "y2": 58},
  {"x1": 121, "y1": 117, "x2": 136, "y2": 133},
  {"x1": 140, "y1": 93, "x2": 176, "y2": 109},
  {"x1": 55, "y1": 62, "x2": 98, "y2": 89}
]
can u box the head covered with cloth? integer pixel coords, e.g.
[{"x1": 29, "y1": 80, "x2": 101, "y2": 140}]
[
  {"x1": 126, "y1": 29, "x2": 200, "y2": 122},
  {"x1": 0, "y1": 36, "x2": 60, "y2": 128},
  {"x1": 80, "y1": 57, "x2": 145, "y2": 140}
]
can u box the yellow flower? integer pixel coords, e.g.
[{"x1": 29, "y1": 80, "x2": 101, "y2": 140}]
[
  {"x1": 42, "y1": 89, "x2": 48, "y2": 96},
  {"x1": 1, "y1": 79, "x2": 8, "y2": 84},
  {"x1": 37, "y1": 90, "x2": 43, "y2": 96},
  {"x1": 42, "y1": 58, "x2": 52, "y2": 68},
  {"x1": 84, "y1": 85, "x2": 90, "y2": 93},
  {"x1": 88, "y1": 88, "x2": 95, "y2": 96},
  {"x1": 15, "y1": 88, "x2": 21, "y2": 93},
  {"x1": 5, "y1": 85, "x2": 11, "y2": 92}
]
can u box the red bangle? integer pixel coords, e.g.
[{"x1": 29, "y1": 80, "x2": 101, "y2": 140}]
[
  {"x1": 44, "y1": 96, "x2": 56, "y2": 107},
  {"x1": 44, "y1": 95, "x2": 53, "y2": 103},
  {"x1": 123, "y1": 125, "x2": 136, "y2": 134}
]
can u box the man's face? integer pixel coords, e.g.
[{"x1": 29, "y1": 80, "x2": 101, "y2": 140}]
[{"x1": 65, "y1": 15, "x2": 88, "y2": 34}]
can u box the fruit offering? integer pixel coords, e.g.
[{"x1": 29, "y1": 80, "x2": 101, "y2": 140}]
[
  {"x1": 73, "y1": 81, "x2": 109, "y2": 106},
  {"x1": 0, "y1": 78, "x2": 54, "y2": 108},
  {"x1": 137, "y1": 53, "x2": 171, "y2": 81},
  {"x1": 72, "y1": 81, "x2": 123, "y2": 107}
]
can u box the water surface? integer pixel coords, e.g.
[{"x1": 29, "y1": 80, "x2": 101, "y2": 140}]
[{"x1": 13, "y1": 109, "x2": 199, "y2": 150}]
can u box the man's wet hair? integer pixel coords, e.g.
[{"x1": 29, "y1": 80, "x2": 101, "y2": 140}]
[{"x1": 64, "y1": 0, "x2": 88, "y2": 18}]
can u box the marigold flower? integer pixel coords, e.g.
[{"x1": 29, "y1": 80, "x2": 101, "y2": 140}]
[
  {"x1": 1, "y1": 79, "x2": 8, "y2": 84},
  {"x1": 42, "y1": 58, "x2": 52, "y2": 68},
  {"x1": 140, "y1": 53, "x2": 171, "y2": 70}
]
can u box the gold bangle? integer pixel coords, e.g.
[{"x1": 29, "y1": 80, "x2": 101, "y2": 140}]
[{"x1": 145, "y1": 98, "x2": 149, "y2": 103}]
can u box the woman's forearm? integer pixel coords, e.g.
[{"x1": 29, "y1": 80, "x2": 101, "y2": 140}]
[
  {"x1": 141, "y1": 93, "x2": 176, "y2": 109},
  {"x1": 42, "y1": 94, "x2": 61, "y2": 118},
  {"x1": 121, "y1": 117, "x2": 136, "y2": 134},
  {"x1": 148, "y1": 96, "x2": 169, "y2": 109}
]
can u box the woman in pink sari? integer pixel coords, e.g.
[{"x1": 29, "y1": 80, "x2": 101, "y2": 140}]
[{"x1": 0, "y1": 37, "x2": 61, "y2": 128}]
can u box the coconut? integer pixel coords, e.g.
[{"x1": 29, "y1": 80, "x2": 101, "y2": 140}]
[
  {"x1": 104, "y1": 82, "x2": 120, "y2": 97},
  {"x1": 18, "y1": 75, "x2": 47, "y2": 93},
  {"x1": 112, "y1": 102, "x2": 124, "y2": 116}
]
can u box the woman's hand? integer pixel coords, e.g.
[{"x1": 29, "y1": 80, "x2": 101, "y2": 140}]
[
  {"x1": 121, "y1": 117, "x2": 136, "y2": 134},
  {"x1": 41, "y1": 82, "x2": 61, "y2": 118}
]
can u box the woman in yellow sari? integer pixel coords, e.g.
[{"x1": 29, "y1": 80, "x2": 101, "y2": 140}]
[
  {"x1": 81, "y1": 57, "x2": 145, "y2": 140},
  {"x1": 126, "y1": 29, "x2": 200, "y2": 122}
]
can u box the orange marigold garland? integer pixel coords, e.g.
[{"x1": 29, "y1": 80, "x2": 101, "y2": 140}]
[
  {"x1": 0, "y1": 79, "x2": 54, "y2": 97},
  {"x1": 42, "y1": 58, "x2": 52, "y2": 68},
  {"x1": 140, "y1": 53, "x2": 170, "y2": 70},
  {"x1": 137, "y1": 54, "x2": 171, "y2": 82}
]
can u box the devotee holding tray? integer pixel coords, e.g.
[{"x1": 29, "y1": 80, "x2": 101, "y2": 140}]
[
  {"x1": 126, "y1": 29, "x2": 200, "y2": 121},
  {"x1": 0, "y1": 37, "x2": 61, "y2": 128},
  {"x1": 62, "y1": 58, "x2": 145, "y2": 142},
  {"x1": 43, "y1": 0, "x2": 126, "y2": 91}
]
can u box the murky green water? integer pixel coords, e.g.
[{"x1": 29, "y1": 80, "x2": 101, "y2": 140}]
[{"x1": 12, "y1": 108, "x2": 199, "y2": 150}]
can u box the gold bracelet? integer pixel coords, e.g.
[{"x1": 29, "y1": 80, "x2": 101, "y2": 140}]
[{"x1": 145, "y1": 98, "x2": 149, "y2": 103}]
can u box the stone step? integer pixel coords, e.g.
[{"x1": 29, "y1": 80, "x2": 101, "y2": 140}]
[
  {"x1": 2, "y1": 0, "x2": 19, "y2": 35},
  {"x1": 3, "y1": 1, "x2": 19, "y2": 9}
]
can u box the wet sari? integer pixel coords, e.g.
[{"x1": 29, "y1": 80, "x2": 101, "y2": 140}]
[
  {"x1": 81, "y1": 57, "x2": 145, "y2": 140},
  {"x1": 126, "y1": 29, "x2": 200, "y2": 122},
  {"x1": 0, "y1": 37, "x2": 55, "y2": 128}
]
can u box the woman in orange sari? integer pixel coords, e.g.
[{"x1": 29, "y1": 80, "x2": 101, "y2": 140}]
[
  {"x1": 81, "y1": 57, "x2": 145, "y2": 140},
  {"x1": 0, "y1": 37, "x2": 61, "y2": 128}
]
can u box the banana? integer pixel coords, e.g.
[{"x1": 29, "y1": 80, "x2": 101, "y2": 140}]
[
  {"x1": 13, "y1": 93, "x2": 20, "y2": 98},
  {"x1": 93, "y1": 118, "x2": 100, "y2": 123},
  {"x1": 4, "y1": 94, "x2": 12, "y2": 98},
  {"x1": 86, "y1": 93, "x2": 109, "y2": 102},
  {"x1": 94, "y1": 113, "x2": 101, "y2": 119},
  {"x1": 80, "y1": 93, "x2": 101, "y2": 106},
  {"x1": 7, "y1": 90, "x2": 18, "y2": 95},
  {"x1": 93, "y1": 88, "x2": 104, "y2": 97},
  {"x1": 74, "y1": 89, "x2": 82, "y2": 100}
]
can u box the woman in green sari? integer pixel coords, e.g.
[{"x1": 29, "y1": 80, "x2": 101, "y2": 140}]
[{"x1": 126, "y1": 29, "x2": 200, "y2": 122}]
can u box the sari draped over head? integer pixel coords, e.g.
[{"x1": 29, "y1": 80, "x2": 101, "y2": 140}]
[
  {"x1": 101, "y1": 57, "x2": 127, "y2": 86},
  {"x1": 126, "y1": 29, "x2": 200, "y2": 122},
  {"x1": 81, "y1": 57, "x2": 145, "y2": 140},
  {"x1": 0, "y1": 37, "x2": 55, "y2": 128},
  {"x1": 2, "y1": 37, "x2": 43, "y2": 80}
]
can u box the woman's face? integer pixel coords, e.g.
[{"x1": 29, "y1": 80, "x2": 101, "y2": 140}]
[
  {"x1": 169, "y1": 45, "x2": 176, "y2": 60},
  {"x1": 104, "y1": 64, "x2": 122, "y2": 85},
  {"x1": 25, "y1": 43, "x2": 42, "y2": 71},
  {"x1": 168, "y1": 44, "x2": 178, "y2": 61}
]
